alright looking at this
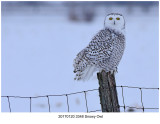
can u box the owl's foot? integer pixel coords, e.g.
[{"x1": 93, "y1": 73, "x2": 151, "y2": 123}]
[
  {"x1": 99, "y1": 67, "x2": 118, "y2": 75},
  {"x1": 109, "y1": 67, "x2": 118, "y2": 75}
]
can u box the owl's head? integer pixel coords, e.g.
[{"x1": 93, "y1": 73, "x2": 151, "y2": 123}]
[{"x1": 104, "y1": 13, "x2": 125, "y2": 32}]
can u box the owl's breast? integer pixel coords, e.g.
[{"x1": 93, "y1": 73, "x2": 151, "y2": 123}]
[{"x1": 108, "y1": 34, "x2": 125, "y2": 69}]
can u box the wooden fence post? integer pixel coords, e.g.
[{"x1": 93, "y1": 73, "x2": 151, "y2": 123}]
[{"x1": 97, "y1": 70, "x2": 120, "y2": 112}]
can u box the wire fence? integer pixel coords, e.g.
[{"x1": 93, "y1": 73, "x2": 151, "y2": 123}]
[{"x1": 1, "y1": 85, "x2": 159, "y2": 112}]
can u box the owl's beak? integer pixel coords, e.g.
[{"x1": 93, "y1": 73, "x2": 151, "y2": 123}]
[{"x1": 114, "y1": 21, "x2": 115, "y2": 25}]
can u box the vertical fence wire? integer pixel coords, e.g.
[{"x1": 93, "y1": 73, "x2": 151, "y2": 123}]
[
  {"x1": 139, "y1": 88, "x2": 144, "y2": 112},
  {"x1": 30, "y1": 97, "x2": 32, "y2": 112},
  {"x1": 47, "y1": 96, "x2": 51, "y2": 112},
  {"x1": 121, "y1": 86, "x2": 126, "y2": 112},
  {"x1": 66, "y1": 94, "x2": 69, "y2": 112},
  {"x1": 7, "y1": 96, "x2": 11, "y2": 112},
  {"x1": 84, "y1": 91, "x2": 89, "y2": 112}
]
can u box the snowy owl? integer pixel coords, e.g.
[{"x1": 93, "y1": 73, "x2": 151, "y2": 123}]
[{"x1": 73, "y1": 13, "x2": 125, "y2": 81}]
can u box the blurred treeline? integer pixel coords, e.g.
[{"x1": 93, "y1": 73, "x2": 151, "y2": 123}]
[{"x1": 2, "y1": 1, "x2": 158, "y2": 22}]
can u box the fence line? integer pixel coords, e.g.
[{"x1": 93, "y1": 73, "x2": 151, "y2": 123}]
[{"x1": 1, "y1": 85, "x2": 159, "y2": 112}]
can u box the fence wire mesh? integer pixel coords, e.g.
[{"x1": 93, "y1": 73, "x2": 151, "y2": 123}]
[{"x1": 1, "y1": 85, "x2": 159, "y2": 112}]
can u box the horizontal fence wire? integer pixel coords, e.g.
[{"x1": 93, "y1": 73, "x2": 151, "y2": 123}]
[{"x1": 1, "y1": 85, "x2": 159, "y2": 112}]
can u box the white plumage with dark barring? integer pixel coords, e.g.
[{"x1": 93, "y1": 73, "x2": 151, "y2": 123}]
[{"x1": 73, "y1": 13, "x2": 126, "y2": 81}]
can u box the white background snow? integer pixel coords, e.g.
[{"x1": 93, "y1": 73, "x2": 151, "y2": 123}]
[{"x1": 1, "y1": 1, "x2": 159, "y2": 112}]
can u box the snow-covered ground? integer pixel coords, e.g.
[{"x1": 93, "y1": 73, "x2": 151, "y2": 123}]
[{"x1": 1, "y1": 4, "x2": 159, "y2": 112}]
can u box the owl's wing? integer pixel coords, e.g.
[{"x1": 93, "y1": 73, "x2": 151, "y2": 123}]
[
  {"x1": 73, "y1": 29, "x2": 114, "y2": 72},
  {"x1": 85, "y1": 29, "x2": 113, "y2": 61}
]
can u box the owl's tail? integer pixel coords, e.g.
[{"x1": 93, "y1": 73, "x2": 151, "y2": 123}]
[
  {"x1": 73, "y1": 48, "x2": 97, "y2": 81},
  {"x1": 74, "y1": 65, "x2": 97, "y2": 81}
]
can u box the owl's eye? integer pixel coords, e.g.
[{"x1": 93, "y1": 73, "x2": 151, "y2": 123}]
[
  {"x1": 109, "y1": 17, "x2": 113, "y2": 20},
  {"x1": 116, "y1": 17, "x2": 120, "y2": 20}
]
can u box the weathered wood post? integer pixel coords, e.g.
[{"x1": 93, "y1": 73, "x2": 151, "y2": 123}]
[{"x1": 97, "y1": 70, "x2": 120, "y2": 112}]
